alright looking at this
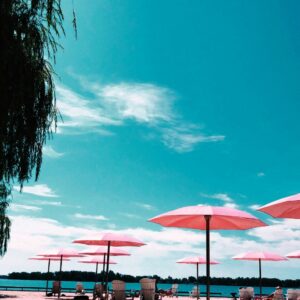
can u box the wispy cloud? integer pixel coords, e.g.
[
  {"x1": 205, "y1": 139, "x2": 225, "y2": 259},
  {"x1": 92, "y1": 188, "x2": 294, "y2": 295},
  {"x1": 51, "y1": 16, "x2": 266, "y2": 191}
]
[
  {"x1": 9, "y1": 204, "x2": 42, "y2": 212},
  {"x1": 43, "y1": 146, "x2": 64, "y2": 158},
  {"x1": 118, "y1": 212, "x2": 142, "y2": 219},
  {"x1": 257, "y1": 172, "x2": 265, "y2": 177},
  {"x1": 27, "y1": 200, "x2": 63, "y2": 207},
  {"x1": 55, "y1": 79, "x2": 225, "y2": 153},
  {"x1": 73, "y1": 213, "x2": 108, "y2": 221},
  {"x1": 134, "y1": 202, "x2": 156, "y2": 211},
  {"x1": 13, "y1": 184, "x2": 58, "y2": 198},
  {"x1": 249, "y1": 204, "x2": 260, "y2": 210},
  {"x1": 200, "y1": 193, "x2": 238, "y2": 208}
]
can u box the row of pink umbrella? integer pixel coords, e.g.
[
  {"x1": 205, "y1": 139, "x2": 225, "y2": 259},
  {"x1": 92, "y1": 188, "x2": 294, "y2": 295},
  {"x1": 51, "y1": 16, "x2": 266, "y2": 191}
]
[
  {"x1": 149, "y1": 193, "x2": 300, "y2": 300},
  {"x1": 28, "y1": 193, "x2": 299, "y2": 300}
]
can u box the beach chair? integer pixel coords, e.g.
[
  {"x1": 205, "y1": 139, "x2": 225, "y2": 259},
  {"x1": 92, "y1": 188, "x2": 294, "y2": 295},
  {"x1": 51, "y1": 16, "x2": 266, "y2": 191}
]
[
  {"x1": 112, "y1": 280, "x2": 134, "y2": 300},
  {"x1": 93, "y1": 283, "x2": 105, "y2": 300},
  {"x1": 286, "y1": 289, "x2": 300, "y2": 300},
  {"x1": 140, "y1": 278, "x2": 156, "y2": 300},
  {"x1": 76, "y1": 282, "x2": 85, "y2": 294},
  {"x1": 170, "y1": 284, "x2": 178, "y2": 297},
  {"x1": 52, "y1": 281, "x2": 61, "y2": 296},
  {"x1": 273, "y1": 288, "x2": 284, "y2": 300},
  {"x1": 189, "y1": 286, "x2": 200, "y2": 298},
  {"x1": 239, "y1": 287, "x2": 254, "y2": 300}
]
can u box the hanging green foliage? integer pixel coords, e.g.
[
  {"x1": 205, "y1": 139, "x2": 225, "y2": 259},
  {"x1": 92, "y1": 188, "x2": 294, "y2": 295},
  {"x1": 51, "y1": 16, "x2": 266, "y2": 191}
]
[{"x1": 0, "y1": 0, "x2": 76, "y2": 256}]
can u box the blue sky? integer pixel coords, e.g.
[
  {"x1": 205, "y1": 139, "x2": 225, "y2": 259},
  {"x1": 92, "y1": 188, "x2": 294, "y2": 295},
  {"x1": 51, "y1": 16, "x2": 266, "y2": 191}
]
[{"x1": 2, "y1": 0, "x2": 300, "y2": 279}]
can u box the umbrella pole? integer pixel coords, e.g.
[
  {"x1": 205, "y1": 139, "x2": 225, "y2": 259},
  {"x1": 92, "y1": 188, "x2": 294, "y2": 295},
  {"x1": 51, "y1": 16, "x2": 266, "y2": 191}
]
[
  {"x1": 102, "y1": 254, "x2": 106, "y2": 285},
  {"x1": 58, "y1": 255, "x2": 63, "y2": 299},
  {"x1": 205, "y1": 215, "x2": 211, "y2": 300},
  {"x1": 105, "y1": 242, "x2": 111, "y2": 298},
  {"x1": 95, "y1": 262, "x2": 99, "y2": 283},
  {"x1": 45, "y1": 259, "x2": 50, "y2": 296},
  {"x1": 259, "y1": 259, "x2": 262, "y2": 298},
  {"x1": 196, "y1": 262, "x2": 199, "y2": 300}
]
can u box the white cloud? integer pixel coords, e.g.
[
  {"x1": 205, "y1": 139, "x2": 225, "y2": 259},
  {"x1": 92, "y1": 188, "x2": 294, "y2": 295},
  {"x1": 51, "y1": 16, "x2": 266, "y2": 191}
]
[
  {"x1": 43, "y1": 146, "x2": 64, "y2": 158},
  {"x1": 118, "y1": 212, "x2": 141, "y2": 219},
  {"x1": 13, "y1": 184, "x2": 58, "y2": 198},
  {"x1": 249, "y1": 204, "x2": 260, "y2": 210},
  {"x1": 257, "y1": 172, "x2": 265, "y2": 177},
  {"x1": 74, "y1": 213, "x2": 108, "y2": 221},
  {"x1": 9, "y1": 204, "x2": 41, "y2": 212},
  {"x1": 200, "y1": 193, "x2": 238, "y2": 208},
  {"x1": 55, "y1": 80, "x2": 225, "y2": 153},
  {"x1": 162, "y1": 127, "x2": 225, "y2": 153},
  {"x1": 27, "y1": 200, "x2": 63, "y2": 207},
  {"x1": 134, "y1": 202, "x2": 156, "y2": 211}
]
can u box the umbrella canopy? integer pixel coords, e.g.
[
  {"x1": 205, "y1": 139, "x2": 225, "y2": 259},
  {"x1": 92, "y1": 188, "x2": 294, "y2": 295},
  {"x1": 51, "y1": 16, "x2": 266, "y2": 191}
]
[
  {"x1": 73, "y1": 232, "x2": 145, "y2": 247},
  {"x1": 233, "y1": 251, "x2": 288, "y2": 297},
  {"x1": 177, "y1": 256, "x2": 219, "y2": 264},
  {"x1": 78, "y1": 257, "x2": 117, "y2": 264},
  {"x1": 286, "y1": 250, "x2": 300, "y2": 258},
  {"x1": 29, "y1": 256, "x2": 70, "y2": 295},
  {"x1": 149, "y1": 205, "x2": 266, "y2": 300},
  {"x1": 177, "y1": 256, "x2": 219, "y2": 300},
  {"x1": 73, "y1": 232, "x2": 145, "y2": 294},
  {"x1": 80, "y1": 246, "x2": 130, "y2": 256},
  {"x1": 258, "y1": 193, "x2": 300, "y2": 219}
]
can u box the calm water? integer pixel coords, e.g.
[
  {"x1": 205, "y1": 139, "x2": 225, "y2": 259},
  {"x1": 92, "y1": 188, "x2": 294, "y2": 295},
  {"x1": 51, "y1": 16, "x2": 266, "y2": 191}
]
[{"x1": 0, "y1": 279, "x2": 294, "y2": 297}]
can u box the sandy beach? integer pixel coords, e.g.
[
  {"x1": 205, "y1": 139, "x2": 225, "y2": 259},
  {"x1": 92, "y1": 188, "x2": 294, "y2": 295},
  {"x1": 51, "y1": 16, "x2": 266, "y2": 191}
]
[{"x1": 0, "y1": 292, "x2": 231, "y2": 300}]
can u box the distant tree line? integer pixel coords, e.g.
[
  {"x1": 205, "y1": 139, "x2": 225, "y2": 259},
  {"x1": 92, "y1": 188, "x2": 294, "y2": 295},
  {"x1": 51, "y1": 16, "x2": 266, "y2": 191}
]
[{"x1": 5, "y1": 271, "x2": 300, "y2": 288}]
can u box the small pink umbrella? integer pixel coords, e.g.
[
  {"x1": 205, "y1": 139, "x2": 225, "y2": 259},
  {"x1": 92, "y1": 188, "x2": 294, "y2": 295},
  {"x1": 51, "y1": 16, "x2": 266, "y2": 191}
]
[
  {"x1": 258, "y1": 193, "x2": 300, "y2": 219},
  {"x1": 149, "y1": 205, "x2": 267, "y2": 300},
  {"x1": 38, "y1": 249, "x2": 85, "y2": 298},
  {"x1": 79, "y1": 246, "x2": 130, "y2": 284},
  {"x1": 233, "y1": 251, "x2": 288, "y2": 297},
  {"x1": 29, "y1": 256, "x2": 70, "y2": 295},
  {"x1": 73, "y1": 232, "x2": 145, "y2": 293},
  {"x1": 78, "y1": 256, "x2": 117, "y2": 283},
  {"x1": 286, "y1": 250, "x2": 300, "y2": 258},
  {"x1": 177, "y1": 256, "x2": 219, "y2": 300}
]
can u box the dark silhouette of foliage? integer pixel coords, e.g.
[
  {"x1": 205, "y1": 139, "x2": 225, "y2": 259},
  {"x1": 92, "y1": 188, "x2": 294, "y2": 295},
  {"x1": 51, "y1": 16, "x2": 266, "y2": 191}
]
[
  {"x1": 0, "y1": 0, "x2": 76, "y2": 256},
  {"x1": 6, "y1": 271, "x2": 300, "y2": 288}
]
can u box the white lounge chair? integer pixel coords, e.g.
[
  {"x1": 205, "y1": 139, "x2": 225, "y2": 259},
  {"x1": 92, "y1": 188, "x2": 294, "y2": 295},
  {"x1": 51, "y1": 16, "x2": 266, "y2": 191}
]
[
  {"x1": 239, "y1": 287, "x2": 254, "y2": 300},
  {"x1": 76, "y1": 282, "x2": 85, "y2": 294},
  {"x1": 170, "y1": 284, "x2": 178, "y2": 297},
  {"x1": 112, "y1": 280, "x2": 133, "y2": 300},
  {"x1": 189, "y1": 286, "x2": 200, "y2": 298},
  {"x1": 140, "y1": 278, "x2": 156, "y2": 300},
  {"x1": 286, "y1": 289, "x2": 300, "y2": 300},
  {"x1": 93, "y1": 283, "x2": 104, "y2": 300}
]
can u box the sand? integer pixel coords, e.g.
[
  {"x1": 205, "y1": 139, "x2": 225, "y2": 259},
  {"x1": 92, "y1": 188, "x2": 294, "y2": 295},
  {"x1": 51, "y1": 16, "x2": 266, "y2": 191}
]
[{"x1": 0, "y1": 292, "x2": 231, "y2": 300}]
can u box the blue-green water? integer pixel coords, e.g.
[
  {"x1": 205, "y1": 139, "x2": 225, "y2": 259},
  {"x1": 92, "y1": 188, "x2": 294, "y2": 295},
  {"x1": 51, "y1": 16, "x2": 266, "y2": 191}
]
[{"x1": 0, "y1": 279, "x2": 296, "y2": 297}]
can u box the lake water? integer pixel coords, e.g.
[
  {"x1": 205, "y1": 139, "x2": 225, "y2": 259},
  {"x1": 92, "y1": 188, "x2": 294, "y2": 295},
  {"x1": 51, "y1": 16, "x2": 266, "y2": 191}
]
[{"x1": 0, "y1": 279, "x2": 293, "y2": 297}]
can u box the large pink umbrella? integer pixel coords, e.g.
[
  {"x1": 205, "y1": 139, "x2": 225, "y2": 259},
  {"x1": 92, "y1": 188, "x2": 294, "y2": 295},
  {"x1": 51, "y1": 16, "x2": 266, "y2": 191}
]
[
  {"x1": 233, "y1": 251, "x2": 288, "y2": 297},
  {"x1": 258, "y1": 193, "x2": 300, "y2": 219},
  {"x1": 29, "y1": 256, "x2": 70, "y2": 295},
  {"x1": 149, "y1": 205, "x2": 266, "y2": 300},
  {"x1": 79, "y1": 246, "x2": 130, "y2": 284},
  {"x1": 286, "y1": 250, "x2": 300, "y2": 258},
  {"x1": 73, "y1": 232, "x2": 145, "y2": 293},
  {"x1": 38, "y1": 249, "x2": 84, "y2": 298},
  {"x1": 78, "y1": 256, "x2": 117, "y2": 283},
  {"x1": 177, "y1": 256, "x2": 219, "y2": 300}
]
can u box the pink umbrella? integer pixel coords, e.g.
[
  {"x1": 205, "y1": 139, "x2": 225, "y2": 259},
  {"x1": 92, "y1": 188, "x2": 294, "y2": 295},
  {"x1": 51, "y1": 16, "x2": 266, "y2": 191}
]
[
  {"x1": 177, "y1": 256, "x2": 219, "y2": 300},
  {"x1": 286, "y1": 250, "x2": 300, "y2": 258},
  {"x1": 29, "y1": 256, "x2": 70, "y2": 295},
  {"x1": 38, "y1": 249, "x2": 85, "y2": 298},
  {"x1": 79, "y1": 246, "x2": 130, "y2": 284},
  {"x1": 149, "y1": 205, "x2": 266, "y2": 300},
  {"x1": 258, "y1": 193, "x2": 300, "y2": 219},
  {"x1": 73, "y1": 232, "x2": 145, "y2": 293},
  {"x1": 78, "y1": 256, "x2": 117, "y2": 283},
  {"x1": 232, "y1": 251, "x2": 288, "y2": 297}
]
